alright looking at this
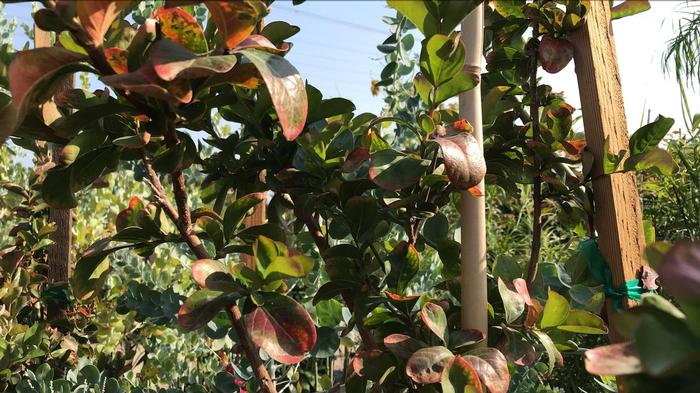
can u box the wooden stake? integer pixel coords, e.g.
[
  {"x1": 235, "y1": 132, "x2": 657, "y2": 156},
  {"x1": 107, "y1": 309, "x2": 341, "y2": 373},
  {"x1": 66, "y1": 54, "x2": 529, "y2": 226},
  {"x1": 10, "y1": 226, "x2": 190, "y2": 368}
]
[
  {"x1": 459, "y1": 4, "x2": 488, "y2": 337},
  {"x1": 35, "y1": 26, "x2": 73, "y2": 320},
  {"x1": 570, "y1": 1, "x2": 645, "y2": 317}
]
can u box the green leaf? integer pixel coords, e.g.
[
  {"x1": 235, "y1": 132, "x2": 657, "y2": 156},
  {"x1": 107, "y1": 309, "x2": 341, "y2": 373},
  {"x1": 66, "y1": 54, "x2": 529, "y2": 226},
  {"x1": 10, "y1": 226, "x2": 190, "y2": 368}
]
[
  {"x1": 611, "y1": 0, "x2": 651, "y2": 20},
  {"x1": 191, "y1": 259, "x2": 243, "y2": 293},
  {"x1": 310, "y1": 326, "x2": 340, "y2": 358},
  {"x1": 406, "y1": 346, "x2": 454, "y2": 384},
  {"x1": 540, "y1": 289, "x2": 570, "y2": 329},
  {"x1": 312, "y1": 279, "x2": 359, "y2": 304},
  {"x1": 420, "y1": 34, "x2": 465, "y2": 87},
  {"x1": 421, "y1": 302, "x2": 448, "y2": 344},
  {"x1": 369, "y1": 149, "x2": 429, "y2": 190},
  {"x1": 239, "y1": 49, "x2": 307, "y2": 141},
  {"x1": 557, "y1": 309, "x2": 608, "y2": 334},
  {"x1": 316, "y1": 299, "x2": 344, "y2": 327},
  {"x1": 463, "y1": 348, "x2": 510, "y2": 393},
  {"x1": 246, "y1": 292, "x2": 317, "y2": 364},
  {"x1": 634, "y1": 312, "x2": 700, "y2": 377},
  {"x1": 61, "y1": 131, "x2": 107, "y2": 165},
  {"x1": 492, "y1": 255, "x2": 522, "y2": 282},
  {"x1": 414, "y1": 73, "x2": 433, "y2": 106},
  {"x1": 155, "y1": 6, "x2": 208, "y2": 53},
  {"x1": 387, "y1": 0, "x2": 440, "y2": 37},
  {"x1": 41, "y1": 167, "x2": 77, "y2": 209},
  {"x1": 261, "y1": 21, "x2": 301, "y2": 46},
  {"x1": 70, "y1": 146, "x2": 119, "y2": 191},
  {"x1": 254, "y1": 235, "x2": 287, "y2": 272},
  {"x1": 53, "y1": 102, "x2": 137, "y2": 138},
  {"x1": 441, "y1": 356, "x2": 483, "y2": 393},
  {"x1": 434, "y1": 69, "x2": 479, "y2": 105},
  {"x1": 344, "y1": 196, "x2": 377, "y2": 240},
  {"x1": 177, "y1": 289, "x2": 229, "y2": 331},
  {"x1": 387, "y1": 241, "x2": 420, "y2": 294},
  {"x1": 624, "y1": 148, "x2": 674, "y2": 175},
  {"x1": 72, "y1": 238, "x2": 113, "y2": 301},
  {"x1": 532, "y1": 330, "x2": 563, "y2": 373},
  {"x1": 628, "y1": 115, "x2": 674, "y2": 155},
  {"x1": 493, "y1": 0, "x2": 526, "y2": 18},
  {"x1": 497, "y1": 278, "x2": 524, "y2": 323},
  {"x1": 263, "y1": 254, "x2": 314, "y2": 281},
  {"x1": 223, "y1": 192, "x2": 265, "y2": 240}
]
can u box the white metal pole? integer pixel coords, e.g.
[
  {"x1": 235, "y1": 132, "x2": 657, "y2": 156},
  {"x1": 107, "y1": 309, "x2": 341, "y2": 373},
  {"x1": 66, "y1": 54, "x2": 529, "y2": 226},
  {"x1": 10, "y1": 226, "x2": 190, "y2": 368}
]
[{"x1": 459, "y1": 4, "x2": 487, "y2": 337}]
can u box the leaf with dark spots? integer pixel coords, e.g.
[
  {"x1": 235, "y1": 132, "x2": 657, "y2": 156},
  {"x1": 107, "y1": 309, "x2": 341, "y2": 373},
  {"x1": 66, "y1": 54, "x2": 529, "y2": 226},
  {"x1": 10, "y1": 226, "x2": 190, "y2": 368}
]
[
  {"x1": 150, "y1": 39, "x2": 238, "y2": 81},
  {"x1": 246, "y1": 292, "x2": 317, "y2": 364},
  {"x1": 104, "y1": 47, "x2": 128, "y2": 74},
  {"x1": 463, "y1": 348, "x2": 510, "y2": 393},
  {"x1": 432, "y1": 130, "x2": 486, "y2": 190},
  {"x1": 369, "y1": 149, "x2": 429, "y2": 190},
  {"x1": 406, "y1": 346, "x2": 454, "y2": 384},
  {"x1": 441, "y1": 356, "x2": 483, "y2": 393},
  {"x1": 205, "y1": 1, "x2": 268, "y2": 49},
  {"x1": 155, "y1": 6, "x2": 208, "y2": 53},
  {"x1": 585, "y1": 342, "x2": 643, "y2": 375},
  {"x1": 384, "y1": 334, "x2": 426, "y2": 360},
  {"x1": 239, "y1": 49, "x2": 307, "y2": 141}
]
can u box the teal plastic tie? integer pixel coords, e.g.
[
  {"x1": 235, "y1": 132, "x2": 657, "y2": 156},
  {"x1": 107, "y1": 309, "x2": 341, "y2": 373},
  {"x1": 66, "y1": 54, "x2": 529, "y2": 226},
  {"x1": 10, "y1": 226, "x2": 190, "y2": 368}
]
[{"x1": 579, "y1": 238, "x2": 645, "y2": 311}]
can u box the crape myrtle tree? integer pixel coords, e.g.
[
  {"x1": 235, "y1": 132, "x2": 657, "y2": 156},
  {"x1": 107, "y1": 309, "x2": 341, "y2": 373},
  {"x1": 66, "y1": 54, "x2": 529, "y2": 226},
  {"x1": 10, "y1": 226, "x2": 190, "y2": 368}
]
[{"x1": 0, "y1": 0, "x2": 691, "y2": 392}]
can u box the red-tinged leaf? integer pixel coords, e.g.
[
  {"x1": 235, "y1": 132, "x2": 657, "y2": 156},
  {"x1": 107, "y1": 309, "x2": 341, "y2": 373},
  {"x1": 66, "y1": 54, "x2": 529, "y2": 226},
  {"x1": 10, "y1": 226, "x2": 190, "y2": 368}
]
[
  {"x1": 342, "y1": 147, "x2": 370, "y2": 173},
  {"x1": 352, "y1": 349, "x2": 383, "y2": 377},
  {"x1": 205, "y1": 0, "x2": 268, "y2": 49},
  {"x1": 500, "y1": 332, "x2": 536, "y2": 366},
  {"x1": 3, "y1": 47, "x2": 88, "y2": 142},
  {"x1": 384, "y1": 334, "x2": 426, "y2": 360},
  {"x1": 585, "y1": 342, "x2": 643, "y2": 375},
  {"x1": 178, "y1": 289, "x2": 228, "y2": 331},
  {"x1": 421, "y1": 302, "x2": 448, "y2": 344},
  {"x1": 155, "y1": 6, "x2": 208, "y2": 53},
  {"x1": 538, "y1": 35, "x2": 574, "y2": 74},
  {"x1": 101, "y1": 66, "x2": 193, "y2": 104},
  {"x1": 468, "y1": 186, "x2": 483, "y2": 197},
  {"x1": 77, "y1": 1, "x2": 131, "y2": 46},
  {"x1": 451, "y1": 119, "x2": 473, "y2": 132},
  {"x1": 563, "y1": 139, "x2": 586, "y2": 156},
  {"x1": 239, "y1": 49, "x2": 307, "y2": 141},
  {"x1": 235, "y1": 34, "x2": 285, "y2": 53},
  {"x1": 433, "y1": 132, "x2": 486, "y2": 190},
  {"x1": 441, "y1": 356, "x2": 483, "y2": 393},
  {"x1": 246, "y1": 292, "x2": 317, "y2": 364},
  {"x1": 512, "y1": 278, "x2": 532, "y2": 306},
  {"x1": 406, "y1": 346, "x2": 454, "y2": 384},
  {"x1": 387, "y1": 241, "x2": 420, "y2": 294},
  {"x1": 658, "y1": 240, "x2": 700, "y2": 298},
  {"x1": 192, "y1": 259, "x2": 227, "y2": 288},
  {"x1": 385, "y1": 291, "x2": 419, "y2": 302},
  {"x1": 150, "y1": 39, "x2": 238, "y2": 81},
  {"x1": 127, "y1": 196, "x2": 144, "y2": 210},
  {"x1": 104, "y1": 47, "x2": 128, "y2": 74},
  {"x1": 463, "y1": 348, "x2": 510, "y2": 393}
]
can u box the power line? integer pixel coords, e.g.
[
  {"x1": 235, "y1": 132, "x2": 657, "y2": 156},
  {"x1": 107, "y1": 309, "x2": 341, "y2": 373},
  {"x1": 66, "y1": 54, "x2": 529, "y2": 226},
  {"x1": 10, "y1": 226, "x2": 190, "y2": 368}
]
[{"x1": 274, "y1": 5, "x2": 388, "y2": 36}]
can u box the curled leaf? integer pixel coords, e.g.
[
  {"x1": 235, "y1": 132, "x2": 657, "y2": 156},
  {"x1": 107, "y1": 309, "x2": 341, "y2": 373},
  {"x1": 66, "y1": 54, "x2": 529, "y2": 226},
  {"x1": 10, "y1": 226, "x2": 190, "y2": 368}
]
[{"x1": 432, "y1": 129, "x2": 486, "y2": 190}]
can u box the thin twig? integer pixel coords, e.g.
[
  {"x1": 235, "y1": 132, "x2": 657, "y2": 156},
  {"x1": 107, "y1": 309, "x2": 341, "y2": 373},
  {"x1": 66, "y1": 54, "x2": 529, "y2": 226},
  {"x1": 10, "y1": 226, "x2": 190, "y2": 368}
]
[{"x1": 526, "y1": 30, "x2": 543, "y2": 287}]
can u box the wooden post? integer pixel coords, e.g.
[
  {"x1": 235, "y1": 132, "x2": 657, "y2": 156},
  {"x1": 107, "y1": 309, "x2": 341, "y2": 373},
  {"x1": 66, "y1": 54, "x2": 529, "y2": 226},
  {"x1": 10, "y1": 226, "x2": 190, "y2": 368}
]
[
  {"x1": 570, "y1": 2, "x2": 645, "y2": 317},
  {"x1": 35, "y1": 26, "x2": 73, "y2": 320},
  {"x1": 459, "y1": 4, "x2": 488, "y2": 337}
]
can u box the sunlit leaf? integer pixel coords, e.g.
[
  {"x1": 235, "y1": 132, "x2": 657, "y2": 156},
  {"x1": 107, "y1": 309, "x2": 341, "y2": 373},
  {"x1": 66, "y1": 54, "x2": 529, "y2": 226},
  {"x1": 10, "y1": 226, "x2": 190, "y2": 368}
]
[
  {"x1": 432, "y1": 130, "x2": 486, "y2": 190},
  {"x1": 155, "y1": 6, "x2": 208, "y2": 53},
  {"x1": 497, "y1": 278, "x2": 524, "y2": 323},
  {"x1": 246, "y1": 292, "x2": 317, "y2": 364},
  {"x1": 205, "y1": 0, "x2": 268, "y2": 49},
  {"x1": 72, "y1": 238, "x2": 113, "y2": 301},
  {"x1": 387, "y1": 241, "x2": 420, "y2": 294},
  {"x1": 77, "y1": 1, "x2": 131, "y2": 46},
  {"x1": 628, "y1": 115, "x2": 674, "y2": 155},
  {"x1": 463, "y1": 348, "x2": 510, "y2": 393},
  {"x1": 239, "y1": 49, "x2": 307, "y2": 141},
  {"x1": 150, "y1": 39, "x2": 238, "y2": 81},
  {"x1": 421, "y1": 302, "x2": 448, "y2": 344},
  {"x1": 104, "y1": 47, "x2": 128, "y2": 74},
  {"x1": 585, "y1": 342, "x2": 643, "y2": 375},
  {"x1": 540, "y1": 288, "x2": 570, "y2": 329},
  {"x1": 441, "y1": 356, "x2": 483, "y2": 393},
  {"x1": 611, "y1": 0, "x2": 651, "y2": 20}
]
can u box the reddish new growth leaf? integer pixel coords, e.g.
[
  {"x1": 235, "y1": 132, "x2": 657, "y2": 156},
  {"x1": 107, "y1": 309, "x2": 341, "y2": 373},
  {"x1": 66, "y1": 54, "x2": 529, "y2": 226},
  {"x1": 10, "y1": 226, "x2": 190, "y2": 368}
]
[
  {"x1": 246, "y1": 293, "x2": 317, "y2": 364},
  {"x1": 585, "y1": 342, "x2": 643, "y2": 376},
  {"x1": 155, "y1": 7, "x2": 208, "y2": 53},
  {"x1": 432, "y1": 120, "x2": 486, "y2": 192},
  {"x1": 538, "y1": 35, "x2": 574, "y2": 74},
  {"x1": 206, "y1": 1, "x2": 268, "y2": 49},
  {"x1": 77, "y1": 1, "x2": 131, "y2": 46},
  {"x1": 104, "y1": 47, "x2": 128, "y2": 74}
]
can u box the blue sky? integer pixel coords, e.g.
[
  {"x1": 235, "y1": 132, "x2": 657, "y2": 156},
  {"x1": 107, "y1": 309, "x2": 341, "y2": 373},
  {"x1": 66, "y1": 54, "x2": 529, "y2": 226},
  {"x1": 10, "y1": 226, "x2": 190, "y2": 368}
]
[{"x1": 3, "y1": 1, "x2": 699, "y2": 133}]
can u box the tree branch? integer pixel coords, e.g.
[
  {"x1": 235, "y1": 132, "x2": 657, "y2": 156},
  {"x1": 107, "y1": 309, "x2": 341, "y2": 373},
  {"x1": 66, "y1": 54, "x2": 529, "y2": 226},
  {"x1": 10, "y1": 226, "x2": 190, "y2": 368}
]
[
  {"x1": 227, "y1": 306, "x2": 277, "y2": 393},
  {"x1": 526, "y1": 31, "x2": 543, "y2": 287}
]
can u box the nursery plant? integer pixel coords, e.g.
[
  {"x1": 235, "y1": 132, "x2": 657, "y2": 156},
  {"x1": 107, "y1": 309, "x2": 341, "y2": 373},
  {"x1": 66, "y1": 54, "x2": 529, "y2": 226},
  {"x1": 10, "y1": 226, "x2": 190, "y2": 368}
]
[{"x1": 0, "y1": 1, "x2": 689, "y2": 393}]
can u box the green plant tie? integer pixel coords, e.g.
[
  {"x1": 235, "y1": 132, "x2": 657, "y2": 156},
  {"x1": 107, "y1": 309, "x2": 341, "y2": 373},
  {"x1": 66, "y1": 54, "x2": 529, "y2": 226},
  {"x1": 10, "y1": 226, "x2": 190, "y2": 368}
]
[{"x1": 579, "y1": 238, "x2": 645, "y2": 311}]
